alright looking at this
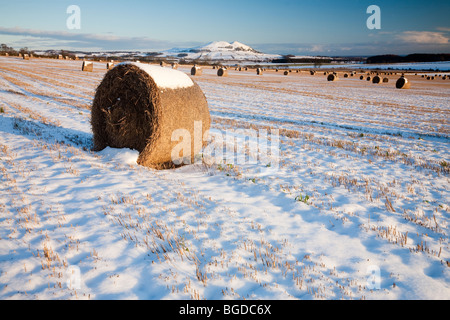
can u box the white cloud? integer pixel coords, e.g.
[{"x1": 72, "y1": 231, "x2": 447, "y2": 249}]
[
  {"x1": 397, "y1": 31, "x2": 449, "y2": 44},
  {"x1": 0, "y1": 27, "x2": 198, "y2": 51}
]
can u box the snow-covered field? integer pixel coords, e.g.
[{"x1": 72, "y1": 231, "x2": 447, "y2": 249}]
[{"x1": 0, "y1": 56, "x2": 449, "y2": 300}]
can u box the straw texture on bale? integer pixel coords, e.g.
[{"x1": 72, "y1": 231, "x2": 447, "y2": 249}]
[
  {"x1": 191, "y1": 66, "x2": 202, "y2": 76},
  {"x1": 82, "y1": 61, "x2": 93, "y2": 72},
  {"x1": 91, "y1": 63, "x2": 211, "y2": 169},
  {"x1": 217, "y1": 67, "x2": 228, "y2": 77},
  {"x1": 396, "y1": 77, "x2": 411, "y2": 89}
]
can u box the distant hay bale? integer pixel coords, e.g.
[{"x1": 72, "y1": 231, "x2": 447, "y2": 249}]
[
  {"x1": 372, "y1": 75, "x2": 381, "y2": 84},
  {"x1": 383, "y1": 77, "x2": 389, "y2": 83},
  {"x1": 106, "y1": 62, "x2": 114, "y2": 70},
  {"x1": 256, "y1": 68, "x2": 263, "y2": 75},
  {"x1": 58, "y1": 54, "x2": 63, "y2": 60},
  {"x1": 360, "y1": 75, "x2": 364, "y2": 80},
  {"x1": 82, "y1": 61, "x2": 94, "y2": 72},
  {"x1": 217, "y1": 67, "x2": 228, "y2": 77},
  {"x1": 284, "y1": 71, "x2": 289, "y2": 76},
  {"x1": 191, "y1": 66, "x2": 202, "y2": 76},
  {"x1": 171, "y1": 63, "x2": 178, "y2": 70},
  {"x1": 5, "y1": 53, "x2": 8, "y2": 57},
  {"x1": 344, "y1": 73, "x2": 349, "y2": 78},
  {"x1": 327, "y1": 74, "x2": 338, "y2": 81},
  {"x1": 91, "y1": 63, "x2": 211, "y2": 169},
  {"x1": 23, "y1": 54, "x2": 30, "y2": 60},
  {"x1": 366, "y1": 76, "x2": 371, "y2": 81},
  {"x1": 310, "y1": 70, "x2": 316, "y2": 75},
  {"x1": 396, "y1": 77, "x2": 411, "y2": 89}
]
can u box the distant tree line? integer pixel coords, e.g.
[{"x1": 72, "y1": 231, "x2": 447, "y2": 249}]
[
  {"x1": 0, "y1": 43, "x2": 34, "y2": 56},
  {"x1": 367, "y1": 53, "x2": 450, "y2": 64},
  {"x1": 273, "y1": 55, "x2": 332, "y2": 64}
]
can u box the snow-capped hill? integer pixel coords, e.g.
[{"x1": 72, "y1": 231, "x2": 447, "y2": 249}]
[
  {"x1": 159, "y1": 41, "x2": 280, "y2": 63},
  {"x1": 198, "y1": 41, "x2": 259, "y2": 53}
]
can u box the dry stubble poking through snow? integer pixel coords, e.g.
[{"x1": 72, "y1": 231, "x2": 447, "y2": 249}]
[{"x1": 0, "y1": 56, "x2": 449, "y2": 300}]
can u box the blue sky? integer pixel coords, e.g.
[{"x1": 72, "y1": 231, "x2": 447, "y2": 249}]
[{"x1": 0, "y1": 0, "x2": 449, "y2": 55}]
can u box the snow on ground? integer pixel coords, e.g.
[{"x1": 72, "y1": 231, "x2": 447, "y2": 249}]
[{"x1": 0, "y1": 56, "x2": 449, "y2": 300}]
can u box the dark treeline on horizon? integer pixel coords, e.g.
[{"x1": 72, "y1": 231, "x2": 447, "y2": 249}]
[{"x1": 367, "y1": 53, "x2": 450, "y2": 64}]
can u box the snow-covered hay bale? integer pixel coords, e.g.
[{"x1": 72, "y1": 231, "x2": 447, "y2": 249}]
[
  {"x1": 82, "y1": 61, "x2": 93, "y2": 72},
  {"x1": 327, "y1": 74, "x2": 338, "y2": 81},
  {"x1": 372, "y1": 75, "x2": 381, "y2": 84},
  {"x1": 217, "y1": 67, "x2": 228, "y2": 77},
  {"x1": 23, "y1": 54, "x2": 30, "y2": 60},
  {"x1": 396, "y1": 77, "x2": 411, "y2": 89},
  {"x1": 91, "y1": 62, "x2": 211, "y2": 169},
  {"x1": 191, "y1": 66, "x2": 202, "y2": 76},
  {"x1": 106, "y1": 62, "x2": 114, "y2": 70}
]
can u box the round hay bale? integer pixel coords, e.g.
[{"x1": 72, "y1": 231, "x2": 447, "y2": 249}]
[
  {"x1": 310, "y1": 70, "x2": 316, "y2": 75},
  {"x1": 256, "y1": 68, "x2": 263, "y2": 75},
  {"x1": 344, "y1": 73, "x2": 349, "y2": 78},
  {"x1": 366, "y1": 76, "x2": 371, "y2": 81},
  {"x1": 171, "y1": 63, "x2": 179, "y2": 70},
  {"x1": 82, "y1": 61, "x2": 93, "y2": 72},
  {"x1": 191, "y1": 66, "x2": 202, "y2": 76},
  {"x1": 372, "y1": 75, "x2": 381, "y2": 84},
  {"x1": 284, "y1": 71, "x2": 289, "y2": 76},
  {"x1": 327, "y1": 74, "x2": 338, "y2": 81},
  {"x1": 91, "y1": 62, "x2": 211, "y2": 169},
  {"x1": 217, "y1": 67, "x2": 228, "y2": 77},
  {"x1": 360, "y1": 75, "x2": 364, "y2": 80},
  {"x1": 382, "y1": 77, "x2": 389, "y2": 83},
  {"x1": 396, "y1": 77, "x2": 411, "y2": 89},
  {"x1": 106, "y1": 62, "x2": 114, "y2": 70}
]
